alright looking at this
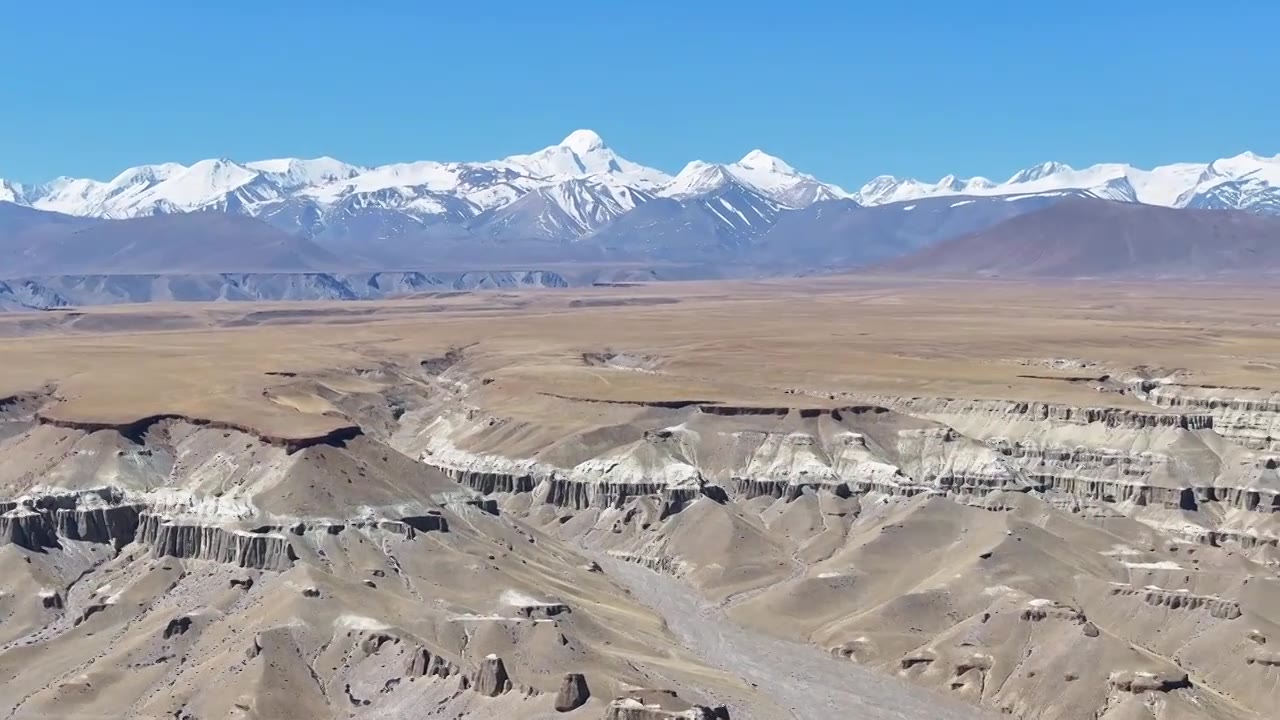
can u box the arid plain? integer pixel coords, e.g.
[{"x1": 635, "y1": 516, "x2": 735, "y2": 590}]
[{"x1": 2, "y1": 278, "x2": 1279, "y2": 720}]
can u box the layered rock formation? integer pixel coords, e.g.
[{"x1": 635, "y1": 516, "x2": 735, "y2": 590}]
[
  {"x1": 4, "y1": 345, "x2": 1280, "y2": 720},
  {"x1": 0, "y1": 405, "x2": 765, "y2": 720},
  {"x1": 377, "y1": 357, "x2": 1280, "y2": 720}
]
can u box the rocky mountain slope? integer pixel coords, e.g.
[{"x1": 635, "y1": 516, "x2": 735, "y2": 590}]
[
  {"x1": 884, "y1": 197, "x2": 1280, "y2": 277},
  {"x1": 0, "y1": 210, "x2": 342, "y2": 276},
  {"x1": 3, "y1": 133, "x2": 1280, "y2": 286},
  {"x1": 5, "y1": 190, "x2": 1278, "y2": 287},
  {"x1": 747, "y1": 193, "x2": 1074, "y2": 269}
]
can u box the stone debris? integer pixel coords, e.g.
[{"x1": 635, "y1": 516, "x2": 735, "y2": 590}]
[
  {"x1": 603, "y1": 690, "x2": 730, "y2": 720},
  {"x1": 1107, "y1": 670, "x2": 1192, "y2": 694}
]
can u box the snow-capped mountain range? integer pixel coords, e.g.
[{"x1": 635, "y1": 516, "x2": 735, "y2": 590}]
[
  {"x1": 857, "y1": 152, "x2": 1280, "y2": 214},
  {"x1": 2, "y1": 130, "x2": 1278, "y2": 248}
]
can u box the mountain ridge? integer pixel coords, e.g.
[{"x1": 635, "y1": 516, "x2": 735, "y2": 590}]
[
  {"x1": 4, "y1": 132, "x2": 1280, "y2": 285},
  {"x1": 857, "y1": 152, "x2": 1280, "y2": 212},
  {"x1": 881, "y1": 196, "x2": 1280, "y2": 277},
  {"x1": 7, "y1": 132, "x2": 1278, "y2": 230}
]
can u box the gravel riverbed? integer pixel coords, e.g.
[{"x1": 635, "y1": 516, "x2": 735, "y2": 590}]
[{"x1": 600, "y1": 558, "x2": 990, "y2": 720}]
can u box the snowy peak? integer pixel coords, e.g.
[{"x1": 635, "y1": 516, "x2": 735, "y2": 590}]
[
  {"x1": 27, "y1": 158, "x2": 290, "y2": 217},
  {"x1": 311, "y1": 161, "x2": 456, "y2": 196},
  {"x1": 0, "y1": 180, "x2": 24, "y2": 204},
  {"x1": 29, "y1": 177, "x2": 108, "y2": 215},
  {"x1": 1176, "y1": 152, "x2": 1280, "y2": 213},
  {"x1": 2, "y1": 129, "x2": 673, "y2": 221},
  {"x1": 660, "y1": 152, "x2": 848, "y2": 209},
  {"x1": 559, "y1": 129, "x2": 607, "y2": 155},
  {"x1": 8, "y1": 133, "x2": 1279, "y2": 231},
  {"x1": 856, "y1": 152, "x2": 1280, "y2": 214},
  {"x1": 246, "y1": 156, "x2": 364, "y2": 190},
  {"x1": 503, "y1": 128, "x2": 669, "y2": 189},
  {"x1": 109, "y1": 162, "x2": 187, "y2": 187},
  {"x1": 661, "y1": 161, "x2": 738, "y2": 199},
  {"x1": 855, "y1": 175, "x2": 906, "y2": 205},
  {"x1": 1220, "y1": 150, "x2": 1279, "y2": 165},
  {"x1": 1202, "y1": 151, "x2": 1280, "y2": 184},
  {"x1": 736, "y1": 149, "x2": 797, "y2": 176},
  {"x1": 1009, "y1": 161, "x2": 1073, "y2": 183},
  {"x1": 726, "y1": 150, "x2": 848, "y2": 208},
  {"x1": 133, "y1": 158, "x2": 269, "y2": 214},
  {"x1": 182, "y1": 158, "x2": 258, "y2": 190},
  {"x1": 863, "y1": 175, "x2": 953, "y2": 203}
]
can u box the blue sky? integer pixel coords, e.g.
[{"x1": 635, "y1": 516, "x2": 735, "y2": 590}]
[{"x1": 2, "y1": 1, "x2": 1276, "y2": 188}]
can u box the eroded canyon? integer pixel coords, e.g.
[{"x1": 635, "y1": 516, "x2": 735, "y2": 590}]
[{"x1": 1, "y1": 278, "x2": 1277, "y2": 720}]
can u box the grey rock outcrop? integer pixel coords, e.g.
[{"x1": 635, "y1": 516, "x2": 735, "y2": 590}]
[
  {"x1": 1107, "y1": 670, "x2": 1192, "y2": 693},
  {"x1": 882, "y1": 396, "x2": 1212, "y2": 430},
  {"x1": 0, "y1": 491, "x2": 143, "y2": 551},
  {"x1": 514, "y1": 601, "x2": 572, "y2": 621},
  {"x1": 1144, "y1": 384, "x2": 1280, "y2": 450},
  {"x1": 0, "y1": 506, "x2": 57, "y2": 549},
  {"x1": 604, "y1": 700, "x2": 729, "y2": 720},
  {"x1": 445, "y1": 468, "x2": 536, "y2": 494},
  {"x1": 473, "y1": 655, "x2": 511, "y2": 697},
  {"x1": 376, "y1": 512, "x2": 450, "y2": 538},
  {"x1": 1108, "y1": 586, "x2": 1242, "y2": 620},
  {"x1": 138, "y1": 514, "x2": 297, "y2": 571},
  {"x1": 603, "y1": 691, "x2": 729, "y2": 720},
  {"x1": 163, "y1": 616, "x2": 194, "y2": 639},
  {"x1": 554, "y1": 672, "x2": 590, "y2": 711},
  {"x1": 407, "y1": 646, "x2": 456, "y2": 678},
  {"x1": 1245, "y1": 650, "x2": 1280, "y2": 667}
]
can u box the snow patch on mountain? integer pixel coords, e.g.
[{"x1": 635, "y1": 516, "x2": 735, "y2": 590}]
[
  {"x1": 694, "y1": 183, "x2": 784, "y2": 237},
  {"x1": 0, "y1": 180, "x2": 25, "y2": 204},
  {"x1": 475, "y1": 177, "x2": 653, "y2": 240}
]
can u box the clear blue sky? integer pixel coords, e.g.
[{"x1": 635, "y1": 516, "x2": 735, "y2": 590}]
[{"x1": 2, "y1": 1, "x2": 1276, "y2": 187}]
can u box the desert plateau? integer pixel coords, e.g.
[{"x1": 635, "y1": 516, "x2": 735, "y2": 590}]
[{"x1": 0, "y1": 278, "x2": 1276, "y2": 720}]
